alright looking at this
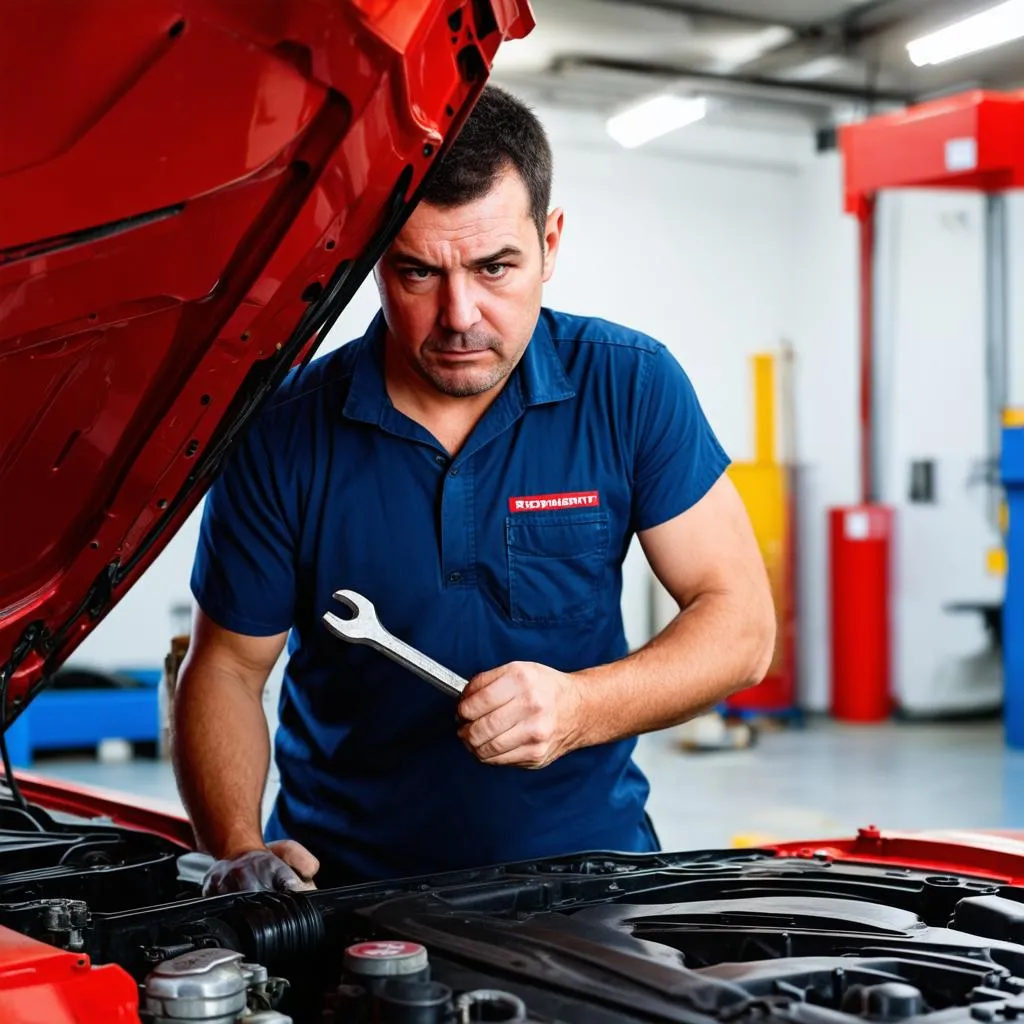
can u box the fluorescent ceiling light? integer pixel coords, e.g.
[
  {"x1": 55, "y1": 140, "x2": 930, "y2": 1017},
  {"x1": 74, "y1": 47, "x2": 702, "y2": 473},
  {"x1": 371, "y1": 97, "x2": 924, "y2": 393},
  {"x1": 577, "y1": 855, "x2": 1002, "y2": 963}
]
[
  {"x1": 606, "y1": 94, "x2": 708, "y2": 148},
  {"x1": 907, "y1": 0, "x2": 1024, "y2": 66},
  {"x1": 710, "y1": 25, "x2": 794, "y2": 72},
  {"x1": 776, "y1": 55, "x2": 849, "y2": 82}
]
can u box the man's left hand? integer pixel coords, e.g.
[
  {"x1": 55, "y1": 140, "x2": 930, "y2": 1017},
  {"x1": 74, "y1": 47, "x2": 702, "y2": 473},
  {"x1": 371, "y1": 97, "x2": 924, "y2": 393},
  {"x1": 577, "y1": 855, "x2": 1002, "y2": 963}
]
[{"x1": 457, "y1": 662, "x2": 584, "y2": 768}]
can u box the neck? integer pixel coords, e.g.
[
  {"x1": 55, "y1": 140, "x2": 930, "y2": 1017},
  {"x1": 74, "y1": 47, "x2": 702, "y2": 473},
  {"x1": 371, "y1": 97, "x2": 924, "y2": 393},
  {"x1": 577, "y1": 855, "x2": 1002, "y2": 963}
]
[{"x1": 383, "y1": 339, "x2": 506, "y2": 456}]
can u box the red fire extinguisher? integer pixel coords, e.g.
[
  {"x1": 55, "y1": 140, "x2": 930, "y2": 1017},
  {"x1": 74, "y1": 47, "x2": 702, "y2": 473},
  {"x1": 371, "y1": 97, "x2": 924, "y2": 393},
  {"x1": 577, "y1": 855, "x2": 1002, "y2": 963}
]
[{"x1": 829, "y1": 505, "x2": 893, "y2": 722}]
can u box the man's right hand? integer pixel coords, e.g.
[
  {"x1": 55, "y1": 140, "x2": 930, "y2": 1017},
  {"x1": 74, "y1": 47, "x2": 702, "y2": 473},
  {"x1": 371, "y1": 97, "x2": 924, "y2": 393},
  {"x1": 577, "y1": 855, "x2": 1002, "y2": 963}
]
[{"x1": 202, "y1": 839, "x2": 319, "y2": 896}]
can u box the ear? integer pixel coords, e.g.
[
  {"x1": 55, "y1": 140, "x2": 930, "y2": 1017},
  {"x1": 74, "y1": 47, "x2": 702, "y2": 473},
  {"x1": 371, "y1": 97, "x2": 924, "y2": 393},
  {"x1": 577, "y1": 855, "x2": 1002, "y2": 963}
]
[{"x1": 541, "y1": 207, "x2": 564, "y2": 284}]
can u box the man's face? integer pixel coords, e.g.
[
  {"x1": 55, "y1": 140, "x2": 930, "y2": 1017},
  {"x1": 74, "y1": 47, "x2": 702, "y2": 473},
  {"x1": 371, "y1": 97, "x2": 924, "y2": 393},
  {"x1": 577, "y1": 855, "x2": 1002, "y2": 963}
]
[{"x1": 375, "y1": 166, "x2": 562, "y2": 398}]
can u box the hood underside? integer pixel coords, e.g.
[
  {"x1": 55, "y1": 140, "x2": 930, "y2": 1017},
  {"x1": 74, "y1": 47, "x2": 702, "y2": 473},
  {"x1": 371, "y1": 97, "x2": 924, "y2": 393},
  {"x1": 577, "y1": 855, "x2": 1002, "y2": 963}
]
[{"x1": 0, "y1": 0, "x2": 533, "y2": 727}]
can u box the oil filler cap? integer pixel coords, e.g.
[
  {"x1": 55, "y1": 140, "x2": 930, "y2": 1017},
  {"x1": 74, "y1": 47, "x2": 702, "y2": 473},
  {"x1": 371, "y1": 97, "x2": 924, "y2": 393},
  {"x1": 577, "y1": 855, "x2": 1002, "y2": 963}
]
[
  {"x1": 860, "y1": 982, "x2": 924, "y2": 1020},
  {"x1": 344, "y1": 941, "x2": 429, "y2": 978},
  {"x1": 144, "y1": 947, "x2": 248, "y2": 1022}
]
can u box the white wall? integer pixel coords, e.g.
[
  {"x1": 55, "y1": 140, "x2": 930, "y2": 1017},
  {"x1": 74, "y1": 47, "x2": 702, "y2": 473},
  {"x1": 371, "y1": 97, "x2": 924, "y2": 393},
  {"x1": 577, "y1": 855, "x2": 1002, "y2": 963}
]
[
  {"x1": 881, "y1": 191, "x2": 1002, "y2": 715},
  {"x1": 1012, "y1": 193, "x2": 1024, "y2": 408},
  {"x1": 72, "y1": 107, "x2": 807, "y2": 672},
  {"x1": 788, "y1": 152, "x2": 859, "y2": 711}
]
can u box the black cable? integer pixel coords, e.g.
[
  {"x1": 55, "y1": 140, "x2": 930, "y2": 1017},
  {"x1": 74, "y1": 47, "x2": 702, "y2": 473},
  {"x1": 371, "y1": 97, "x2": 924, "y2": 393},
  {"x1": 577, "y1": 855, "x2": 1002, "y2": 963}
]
[{"x1": 0, "y1": 666, "x2": 29, "y2": 810}]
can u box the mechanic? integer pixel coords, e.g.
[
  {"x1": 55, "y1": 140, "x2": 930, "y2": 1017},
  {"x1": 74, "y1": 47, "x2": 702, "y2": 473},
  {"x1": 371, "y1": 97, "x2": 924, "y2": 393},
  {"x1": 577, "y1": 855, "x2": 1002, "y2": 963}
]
[{"x1": 172, "y1": 85, "x2": 776, "y2": 896}]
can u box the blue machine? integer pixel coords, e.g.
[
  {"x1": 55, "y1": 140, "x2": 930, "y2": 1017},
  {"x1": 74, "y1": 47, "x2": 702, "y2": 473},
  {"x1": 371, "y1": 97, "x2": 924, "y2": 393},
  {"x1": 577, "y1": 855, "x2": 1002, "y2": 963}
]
[
  {"x1": 1004, "y1": 419, "x2": 1024, "y2": 749},
  {"x1": 4, "y1": 667, "x2": 162, "y2": 768}
]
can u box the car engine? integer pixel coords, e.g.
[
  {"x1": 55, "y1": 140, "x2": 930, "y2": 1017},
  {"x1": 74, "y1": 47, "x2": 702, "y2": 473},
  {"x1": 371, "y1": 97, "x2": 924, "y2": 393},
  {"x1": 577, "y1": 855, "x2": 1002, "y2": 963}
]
[{"x1": 4, "y1": 803, "x2": 1024, "y2": 1023}]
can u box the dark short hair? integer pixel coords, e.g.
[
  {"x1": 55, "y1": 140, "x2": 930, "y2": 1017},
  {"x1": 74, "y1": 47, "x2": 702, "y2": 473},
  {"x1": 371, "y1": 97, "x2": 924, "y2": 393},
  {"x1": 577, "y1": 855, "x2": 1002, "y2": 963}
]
[{"x1": 423, "y1": 84, "x2": 553, "y2": 243}]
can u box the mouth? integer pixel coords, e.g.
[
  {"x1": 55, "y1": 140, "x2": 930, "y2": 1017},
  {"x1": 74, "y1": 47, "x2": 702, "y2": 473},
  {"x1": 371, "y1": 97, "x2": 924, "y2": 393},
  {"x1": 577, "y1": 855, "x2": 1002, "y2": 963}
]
[{"x1": 431, "y1": 349, "x2": 492, "y2": 361}]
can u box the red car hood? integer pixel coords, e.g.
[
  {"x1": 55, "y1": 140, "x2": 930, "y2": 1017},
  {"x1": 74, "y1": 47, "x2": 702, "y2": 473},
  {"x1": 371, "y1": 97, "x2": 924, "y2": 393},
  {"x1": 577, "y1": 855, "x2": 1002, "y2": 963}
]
[
  {"x1": 0, "y1": 0, "x2": 533, "y2": 728},
  {"x1": 771, "y1": 827, "x2": 1024, "y2": 884}
]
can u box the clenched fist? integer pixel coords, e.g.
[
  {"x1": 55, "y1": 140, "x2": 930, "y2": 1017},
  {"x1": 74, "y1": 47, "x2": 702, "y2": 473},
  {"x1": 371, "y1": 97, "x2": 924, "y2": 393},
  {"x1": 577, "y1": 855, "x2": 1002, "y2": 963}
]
[{"x1": 456, "y1": 661, "x2": 584, "y2": 769}]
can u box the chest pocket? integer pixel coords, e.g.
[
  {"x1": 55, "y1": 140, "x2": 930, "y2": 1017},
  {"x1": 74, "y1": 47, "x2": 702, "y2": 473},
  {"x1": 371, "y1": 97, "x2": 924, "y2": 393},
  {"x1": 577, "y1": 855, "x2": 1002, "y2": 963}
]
[{"x1": 505, "y1": 511, "x2": 609, "y2": 625}]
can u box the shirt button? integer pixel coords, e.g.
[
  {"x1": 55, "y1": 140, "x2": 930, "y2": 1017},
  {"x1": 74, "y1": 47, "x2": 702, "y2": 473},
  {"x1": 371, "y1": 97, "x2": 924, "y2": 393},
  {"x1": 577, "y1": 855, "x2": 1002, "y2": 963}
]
[
  {"x1": 434, "y1": 454, "x2": 447, "y2": 467},
  {"x1": 448, "y1": 571, "x2": 462, "y2": 584},
  {"x1": 450, "y1": 466, "x2": 460, "y2": 477}
]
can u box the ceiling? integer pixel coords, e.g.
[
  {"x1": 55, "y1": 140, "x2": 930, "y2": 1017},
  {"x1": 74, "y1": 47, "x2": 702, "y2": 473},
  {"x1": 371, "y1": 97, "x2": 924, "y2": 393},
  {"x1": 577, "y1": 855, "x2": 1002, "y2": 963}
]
[{"x1": 491, "y1": 0, "x2": 1024, "y2": 136}]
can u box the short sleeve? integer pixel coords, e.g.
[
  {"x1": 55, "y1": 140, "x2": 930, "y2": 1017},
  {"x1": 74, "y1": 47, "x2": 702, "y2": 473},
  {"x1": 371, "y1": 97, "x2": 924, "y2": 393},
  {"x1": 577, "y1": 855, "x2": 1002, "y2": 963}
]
[
  {"x1": 190, "y1": 416, "x2": 297, "y2": 636},
  {"x1": 631, "y1": 345, "x2": 731, "y2": 532}
]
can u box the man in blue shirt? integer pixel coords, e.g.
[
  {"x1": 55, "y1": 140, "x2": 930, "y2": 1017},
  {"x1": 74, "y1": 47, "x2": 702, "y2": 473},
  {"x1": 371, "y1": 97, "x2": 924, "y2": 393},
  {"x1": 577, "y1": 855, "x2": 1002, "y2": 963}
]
[{"x1": 173, "y1": 86, "x2": 776, "y2": 895}]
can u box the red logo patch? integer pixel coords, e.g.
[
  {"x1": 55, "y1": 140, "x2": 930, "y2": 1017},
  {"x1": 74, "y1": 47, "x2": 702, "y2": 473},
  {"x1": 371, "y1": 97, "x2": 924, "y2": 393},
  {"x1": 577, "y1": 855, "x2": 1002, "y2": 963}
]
[{"x1": 508, "y1": 491, "x2": 600, "y2": 513}]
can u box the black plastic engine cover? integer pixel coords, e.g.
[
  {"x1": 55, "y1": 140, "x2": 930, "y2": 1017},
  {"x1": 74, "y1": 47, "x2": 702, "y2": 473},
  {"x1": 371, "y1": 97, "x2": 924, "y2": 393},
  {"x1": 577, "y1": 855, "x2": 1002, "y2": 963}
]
[{"x1": 6, "y1": 824, "x2": 1024, "y2": 1024}]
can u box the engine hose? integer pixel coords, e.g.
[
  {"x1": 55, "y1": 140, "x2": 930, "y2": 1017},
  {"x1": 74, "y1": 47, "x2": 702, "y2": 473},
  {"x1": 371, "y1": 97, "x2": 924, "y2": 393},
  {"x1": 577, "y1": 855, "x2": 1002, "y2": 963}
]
[{"x1": 219, "y1": 891, "x2": 325, "y2": 973}]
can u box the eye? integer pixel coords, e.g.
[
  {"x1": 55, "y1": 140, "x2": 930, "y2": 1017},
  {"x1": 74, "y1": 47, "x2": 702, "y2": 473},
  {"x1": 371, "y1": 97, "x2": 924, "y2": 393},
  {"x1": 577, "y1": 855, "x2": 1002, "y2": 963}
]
[
  {"x1": 401, "y1": 267, "x2": 433, "y2": 281},
  {"x1": 480, "y1": 263, "x2": 510, "y2": 279}
]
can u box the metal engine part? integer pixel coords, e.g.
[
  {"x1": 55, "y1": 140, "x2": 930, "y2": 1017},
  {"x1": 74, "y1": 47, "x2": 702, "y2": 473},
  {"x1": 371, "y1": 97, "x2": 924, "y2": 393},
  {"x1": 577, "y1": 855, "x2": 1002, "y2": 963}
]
[
  {"x1": 144, "y1": 946, "x2": 291, "y2": 1024},
  {"x1": 40, "y1": 898, "x2": 89, "y2": 951},
  {"x1": 455, "y1": 989, "x2": 528, "y2": 1022}
]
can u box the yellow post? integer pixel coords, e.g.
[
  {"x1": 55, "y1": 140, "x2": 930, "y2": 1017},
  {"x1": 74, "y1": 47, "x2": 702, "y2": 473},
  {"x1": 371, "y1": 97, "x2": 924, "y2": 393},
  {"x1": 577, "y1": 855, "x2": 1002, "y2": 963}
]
[
  {"x1": 727, "y1": 351, "x2": 787, "y2": 678},
  {"x1": 754, "y1": 353, "x2": 776, "y2": 464}
]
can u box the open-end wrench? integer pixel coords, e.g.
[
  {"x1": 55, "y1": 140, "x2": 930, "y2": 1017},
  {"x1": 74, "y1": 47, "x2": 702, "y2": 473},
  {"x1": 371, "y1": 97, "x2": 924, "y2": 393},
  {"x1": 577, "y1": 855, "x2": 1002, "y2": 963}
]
[{"x1": 322, "y1": 590, "x2": 468, "y2": 699}]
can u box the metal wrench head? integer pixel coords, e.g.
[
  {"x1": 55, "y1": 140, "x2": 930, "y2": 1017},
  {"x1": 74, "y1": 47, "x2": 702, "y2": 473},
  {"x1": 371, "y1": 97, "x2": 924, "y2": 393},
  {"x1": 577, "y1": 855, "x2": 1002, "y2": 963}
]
[
  {"x1": 322, "y1": 588, "x2": 468, "y2": 697},
  {"x1": 323, "y1": 589, "x2": 381, "y2": 642}
]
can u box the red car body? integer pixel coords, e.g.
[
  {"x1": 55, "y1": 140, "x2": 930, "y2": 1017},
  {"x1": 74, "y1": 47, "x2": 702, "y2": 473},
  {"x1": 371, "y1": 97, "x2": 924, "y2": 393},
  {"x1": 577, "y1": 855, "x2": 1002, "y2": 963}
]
[
  {"x1": 0, "y1": 0, "x2": 531, "y2": 711},
  {"x1": 0, "y1": 1, "x2": 532, "y2": 1019}
]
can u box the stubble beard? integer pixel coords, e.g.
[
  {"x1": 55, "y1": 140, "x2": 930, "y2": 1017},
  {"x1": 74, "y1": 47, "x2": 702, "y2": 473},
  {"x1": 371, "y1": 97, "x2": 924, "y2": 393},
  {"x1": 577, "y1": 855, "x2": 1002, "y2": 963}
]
[{"x1": 416, "y1": 331, "x2": 515, "y2": 397}]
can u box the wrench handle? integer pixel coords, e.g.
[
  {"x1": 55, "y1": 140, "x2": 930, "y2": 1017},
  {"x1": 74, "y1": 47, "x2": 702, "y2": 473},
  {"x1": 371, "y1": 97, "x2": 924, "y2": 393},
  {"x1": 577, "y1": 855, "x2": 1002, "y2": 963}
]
[{"x1": 361, "y1": 632, "x2": 468, "y2": 699}]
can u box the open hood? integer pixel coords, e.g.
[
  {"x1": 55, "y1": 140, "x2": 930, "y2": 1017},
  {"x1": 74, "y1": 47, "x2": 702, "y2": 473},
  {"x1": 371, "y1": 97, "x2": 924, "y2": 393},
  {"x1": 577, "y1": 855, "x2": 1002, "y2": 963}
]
[{"x1": 0, "y1": 0, "x2": 534, "y2": 728}]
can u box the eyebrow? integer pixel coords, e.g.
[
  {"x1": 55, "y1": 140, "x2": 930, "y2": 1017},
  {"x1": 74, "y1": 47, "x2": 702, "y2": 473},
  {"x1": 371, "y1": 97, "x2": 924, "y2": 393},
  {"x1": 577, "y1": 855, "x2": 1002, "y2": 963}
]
[{"x1": 388, "y1": 246, "x2": 524, "y2": 271}]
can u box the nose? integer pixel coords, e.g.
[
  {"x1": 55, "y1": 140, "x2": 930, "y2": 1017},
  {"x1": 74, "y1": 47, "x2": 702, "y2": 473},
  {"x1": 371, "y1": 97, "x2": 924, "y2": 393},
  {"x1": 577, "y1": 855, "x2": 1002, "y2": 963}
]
[{"x1": 438, "y1": 274, "x2": 481, "y2": 334}]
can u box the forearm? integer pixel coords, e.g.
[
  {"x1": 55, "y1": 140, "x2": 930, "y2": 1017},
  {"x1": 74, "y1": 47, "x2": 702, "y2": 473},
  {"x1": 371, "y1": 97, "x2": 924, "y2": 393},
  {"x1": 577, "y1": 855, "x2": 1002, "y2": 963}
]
[
  {"x1": 572, "y1": 590, "x2": 775, "y2": 749},
  {"x1": 171, "y1": 665, "x2": 271, "y2": 858}
]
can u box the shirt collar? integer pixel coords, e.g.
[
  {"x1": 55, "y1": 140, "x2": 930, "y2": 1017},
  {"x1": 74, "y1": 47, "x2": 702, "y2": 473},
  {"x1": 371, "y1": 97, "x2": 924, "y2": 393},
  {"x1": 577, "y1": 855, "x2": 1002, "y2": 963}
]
[
  {"x1": 518, "y1": 311, "x2": 577, "y2": 407},
  {"x1": 341, "y1": 311, "x2": 390, "y2": 426},
  {"x1": 342, "y1": 308, "x2": 575, "y2": 426}
]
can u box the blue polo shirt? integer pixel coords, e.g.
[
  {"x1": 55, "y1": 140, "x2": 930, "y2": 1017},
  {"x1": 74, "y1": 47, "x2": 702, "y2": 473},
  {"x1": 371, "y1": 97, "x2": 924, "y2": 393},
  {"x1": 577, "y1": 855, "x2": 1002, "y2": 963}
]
[{"x1": 190, "y1": 308, "x2": 729, "y2": 884}]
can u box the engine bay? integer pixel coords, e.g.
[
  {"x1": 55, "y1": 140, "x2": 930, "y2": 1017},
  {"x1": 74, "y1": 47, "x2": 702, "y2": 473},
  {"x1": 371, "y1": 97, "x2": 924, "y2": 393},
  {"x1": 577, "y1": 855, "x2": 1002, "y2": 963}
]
[{"x1": 4, "y1": 804, "x2": 1024, "y2": 1022}]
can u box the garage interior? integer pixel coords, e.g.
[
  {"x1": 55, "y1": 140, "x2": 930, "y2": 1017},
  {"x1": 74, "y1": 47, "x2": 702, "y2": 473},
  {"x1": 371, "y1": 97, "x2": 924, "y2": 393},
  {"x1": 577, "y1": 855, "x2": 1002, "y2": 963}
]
[{"x1": 7, "y1": 0, "x2": 1024, "y2": 854}]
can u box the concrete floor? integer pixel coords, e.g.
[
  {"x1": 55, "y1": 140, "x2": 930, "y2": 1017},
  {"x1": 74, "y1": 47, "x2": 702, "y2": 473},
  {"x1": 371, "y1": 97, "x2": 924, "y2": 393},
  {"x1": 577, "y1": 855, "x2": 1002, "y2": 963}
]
[{"x1": 24, "y1": 716, "x2": 1024, "y2": 852}]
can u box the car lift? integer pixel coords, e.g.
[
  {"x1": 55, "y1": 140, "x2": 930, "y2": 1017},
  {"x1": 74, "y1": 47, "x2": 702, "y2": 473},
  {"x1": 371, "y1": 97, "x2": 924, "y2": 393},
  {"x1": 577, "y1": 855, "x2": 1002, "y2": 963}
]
[{"x1": 838, "y1": 89, "x2": 1024, "y2": 745}]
